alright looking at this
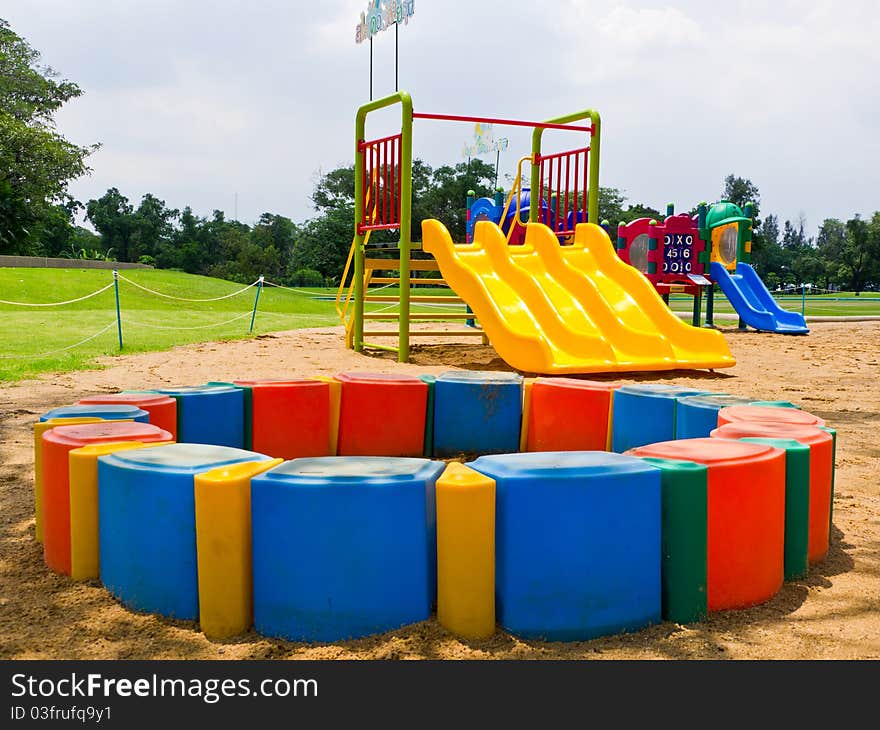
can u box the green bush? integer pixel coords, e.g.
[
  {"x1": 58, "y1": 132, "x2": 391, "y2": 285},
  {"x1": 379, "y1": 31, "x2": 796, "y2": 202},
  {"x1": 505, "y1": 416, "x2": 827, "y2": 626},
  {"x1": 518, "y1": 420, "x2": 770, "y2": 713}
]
[
  {"x1": 138, "y1": 255, "x2": 156, "y2": 266},
  {"x1": 287, "y1": 268, "x2": 325, "y2": 287}
]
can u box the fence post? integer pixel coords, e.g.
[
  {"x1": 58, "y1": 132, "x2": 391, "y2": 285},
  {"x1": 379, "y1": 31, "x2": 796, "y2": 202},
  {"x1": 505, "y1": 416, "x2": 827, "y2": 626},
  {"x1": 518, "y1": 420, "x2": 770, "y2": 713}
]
[
  {"x1": 250, "y1": 275, "x2": 264, "y2": 333},
  {"x1": 113, "y1": 270, "x2": 123, "y2": 350},
  {"x1": 801, "y1": 283, "x2": 806, "y2": 316}
]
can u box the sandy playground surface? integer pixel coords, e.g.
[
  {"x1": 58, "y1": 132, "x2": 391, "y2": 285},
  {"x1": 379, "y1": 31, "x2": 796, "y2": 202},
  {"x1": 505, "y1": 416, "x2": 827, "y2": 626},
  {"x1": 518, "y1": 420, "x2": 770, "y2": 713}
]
[{"x1": 1, "y1": 322, "x2": 879, "y2": 660}]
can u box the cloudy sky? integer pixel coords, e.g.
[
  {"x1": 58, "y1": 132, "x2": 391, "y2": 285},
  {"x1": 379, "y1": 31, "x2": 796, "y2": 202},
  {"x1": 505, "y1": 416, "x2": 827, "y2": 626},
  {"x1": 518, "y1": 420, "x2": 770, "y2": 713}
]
[{"x1": 4, "y1": 1, "x2": 878, "y2": 237}]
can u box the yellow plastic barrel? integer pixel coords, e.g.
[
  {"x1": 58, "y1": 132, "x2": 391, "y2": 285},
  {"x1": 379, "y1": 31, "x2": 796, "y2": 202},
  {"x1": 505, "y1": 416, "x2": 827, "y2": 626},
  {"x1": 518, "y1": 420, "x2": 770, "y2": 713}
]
[
  {"x1": 436, "y1": 462, "x2": 495, "y2": 640},
  {"x1": 68, "y1": 441, "x2": 172, "y2": 580},
  {"x1": 313, "y1": 376, "x2": 342, "y2": 455},
  {"x1": 194, "y1": 458, "x2": 282, "y2": 640},
  {"x1": 33, "y1": 417, "x2": 104, "y2": 544}
]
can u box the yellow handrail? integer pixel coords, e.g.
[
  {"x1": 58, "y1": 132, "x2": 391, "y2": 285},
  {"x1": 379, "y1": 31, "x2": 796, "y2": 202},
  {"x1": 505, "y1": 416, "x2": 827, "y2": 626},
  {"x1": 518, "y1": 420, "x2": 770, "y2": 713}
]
[
  {"x1": 336, "y1": 168, "x2": 379, "y2": 330},
  {"x1": 497, "y1": 155, "x2": 533, "y2": 244}
]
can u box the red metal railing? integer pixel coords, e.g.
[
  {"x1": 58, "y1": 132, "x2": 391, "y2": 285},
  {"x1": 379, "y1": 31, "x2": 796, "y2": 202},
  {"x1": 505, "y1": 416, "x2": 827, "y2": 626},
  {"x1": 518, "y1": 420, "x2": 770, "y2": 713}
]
[
  {"x1": 536, "y1": 146, "x2": 590, "y2": 238},
  {"x1": 358, "y1": 133, "x2": 402, "y2": 235}
]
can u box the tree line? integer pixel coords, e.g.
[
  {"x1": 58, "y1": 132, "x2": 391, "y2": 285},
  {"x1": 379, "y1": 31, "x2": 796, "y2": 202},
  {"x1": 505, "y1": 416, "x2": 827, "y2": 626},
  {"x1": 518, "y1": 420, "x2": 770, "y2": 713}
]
[{"x1": 2, "y1": 18, "x2": 879, "y2": 292}]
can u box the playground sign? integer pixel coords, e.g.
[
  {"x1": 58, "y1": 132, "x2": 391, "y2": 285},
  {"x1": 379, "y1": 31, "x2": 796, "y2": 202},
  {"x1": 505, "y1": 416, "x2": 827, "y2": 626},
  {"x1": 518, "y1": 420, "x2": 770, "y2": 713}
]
[
  {"x1": 462, "y1": 123, "x2": 510, "y2": 159},
  {"x1": 356, "y1": 0, "x2": 415, "y2": 44}
]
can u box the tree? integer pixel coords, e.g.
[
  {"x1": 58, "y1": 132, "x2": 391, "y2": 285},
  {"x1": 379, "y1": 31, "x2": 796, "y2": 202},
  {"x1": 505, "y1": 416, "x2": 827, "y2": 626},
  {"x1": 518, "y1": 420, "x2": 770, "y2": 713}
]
[
  {"x1": 721, "y1": 174, "x2": 760, "y2": 219},
  {"x1": 86, "y1": 188, "x2": 135, "y2": 259},
  {"x1": 837, "y1": 215, "x2": 878, "y2": 294},
  {"x1": 815, "y1": 218, "x2": 847, "y2": 290},
  {"x1": 0, "y1": 19, "x2": 98, "y2": 252}
]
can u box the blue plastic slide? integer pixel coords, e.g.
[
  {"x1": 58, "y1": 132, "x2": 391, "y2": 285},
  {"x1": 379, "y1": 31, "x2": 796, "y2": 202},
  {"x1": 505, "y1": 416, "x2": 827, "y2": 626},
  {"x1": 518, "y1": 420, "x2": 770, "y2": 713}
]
[{"x1": 710, "y1": 262, "x2": 809, "y2": 334}]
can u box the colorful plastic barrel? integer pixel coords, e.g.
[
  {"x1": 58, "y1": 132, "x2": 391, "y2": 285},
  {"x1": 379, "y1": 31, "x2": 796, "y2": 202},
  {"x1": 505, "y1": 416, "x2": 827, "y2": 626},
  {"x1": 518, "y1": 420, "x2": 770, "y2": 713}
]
[
  {"x1": 432, "y1": 371, "x2": 523, "y2": 458},
  {"x1": 711, "y1": 422, "x2": 834, "y2": 564},
  {"x1": 611, "y1": 384, "x2": 711, "y2": 453},
  {"x1": 40, "y1": 404, "x2": 149, "y2": 423},
  {"x1": 335, "y1": 373, "x2": 428, "y2": 457},
  {"x1": 628, "y1": 438, "x2": 785, "y2": 611},
  {"x1": 738, "y1": 437, "x2": 811, "y2": 581},
  {"x1": 638, "y1": 458, "x2": 709, "y2": 624},
  {"x1": 194, "y1": 458, "x2": 282, "y2": 639},
  {"x1": 68, "y1": 441, "x2": 172, "y2": 581},
  {"x1": 251, "y1": 457, "x2": 445, "y2": 642},
  {"x1": 98, "y1": 443, "x2": 271, "y2": 620},
  {"x1": 675, "y1": 394, "x2": 755, "y2": 440},
  {"x1": 749, "y1": 400, "x2": 801, "y2": 409},
  {"x1": 230, "y1": 379, "x2": 332, "y2": 459},
  {"x1": 436, "y1": 462, "x2": 495, "y2": 640},
  {"x1": 469, "y1": 451, "x2": 661, "y2": 641},
  {"x1": 717, "y1": 404, "x2": 826, "y2": 429},
  {"x1": 153, "y1": 385, "x2": 245, "y2": 448},
  {"x1": 78, "y1": 393, "x2": 178, "y2": 439},
  {"x1": 41, "y1": 421, "x2": 173, "y2": 575},
  {"x1": 419, "y1": 374, "x2": 436, "y2": 458},
  {"x1": 525, "y1": 377, "x2": 620, "y2": 452},
  {"x1": 33, "y1": 417, "x2": 103, "y2": 544}
]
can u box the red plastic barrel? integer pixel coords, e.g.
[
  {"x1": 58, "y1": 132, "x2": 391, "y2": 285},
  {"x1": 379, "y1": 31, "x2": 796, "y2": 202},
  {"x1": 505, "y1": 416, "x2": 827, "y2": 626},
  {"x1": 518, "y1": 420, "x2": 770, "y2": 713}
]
[
  {"x1": 78, "y1": 393, "x2": 178, "y2": 440},
  {"x1": 42, "y1": 421, "x2": 172, "y2": 575},
  {"x1": 335, "y1": 372, "x2": 427, "y2": 457},
  {"x1": 711, "y1": 421, "x2": 834, "y2": 564},
  {"x1": 629, "y1": 438, "x2": 786, "y2": 611},
  {"x1": 233, "y1": 379, "x2": 331, "y2": 459},
  {"x1": 526, "y1": 378, "x2": 619, "y2": 452},
  {"x1": 717, "y1": 404, "x2": 826, "y2": 429}
]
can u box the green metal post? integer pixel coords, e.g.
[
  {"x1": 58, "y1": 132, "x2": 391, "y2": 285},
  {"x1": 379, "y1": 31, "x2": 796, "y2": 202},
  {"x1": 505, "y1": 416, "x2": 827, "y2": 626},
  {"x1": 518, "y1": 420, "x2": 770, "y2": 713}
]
[
  {"x1": 113, "y1": 270, "x2": 123, "y2": 350},
  {"x1": 398, "y1": 95, "x2": 413, "y2": 363},
  {"x1": 692, "y1": 286, "x2": 702, "y2": 327},
  {"x1": 530, "y1": 108, "x2": 601, "y2": 223},
  {"x1": 705, "y1": 285, "x2": 715, "y2": 328},
  {"x1": 249, "y1": 275, "x2": 263, "y2": 333},
  {"x1": 802, "y1": 283, "x2": 806, "y2": 316}
]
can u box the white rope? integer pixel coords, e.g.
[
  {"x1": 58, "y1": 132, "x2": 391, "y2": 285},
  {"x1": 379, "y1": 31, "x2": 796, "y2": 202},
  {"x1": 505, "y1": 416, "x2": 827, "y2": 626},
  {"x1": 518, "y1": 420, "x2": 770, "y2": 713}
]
[
  {"x1": 0, "y1": 320, "x2": 117, "y2": 359},
  {"x1": 122, "y1": 311, "x2": 253, "y2": 331},
  {"x1": 0, "y1": 281, "x2": 115, "y2": 307},
  {"x1": 117, "y1": 273, "x2": 259, "y2": 302},
  {"x1": 263, "y1": 279, "x2": 397, "y2": 296}
]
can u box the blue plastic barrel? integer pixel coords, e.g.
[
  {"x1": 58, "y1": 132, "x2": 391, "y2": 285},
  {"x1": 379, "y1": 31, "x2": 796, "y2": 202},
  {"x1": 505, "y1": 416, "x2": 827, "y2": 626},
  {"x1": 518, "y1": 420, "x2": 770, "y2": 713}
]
[
  {"x1": 432, "y1": 370, "x2": 523, "y2": 457},
  {"x1": 470, "y1": 451, "x2": 661, "y2": 640},
  {"x1": 40, "y1": 404, "x2": 150, "y2": 423},
  {"x1": 675, "y1": 394, "x2": 756, "y2": 439},
  {"x1": 611, "y1": 384, "x2": 711, "y2": 452},
  {"x1": 98, "y1": 443, "x2": 271, "y2": 620},
  {"x1": 153, "y1": 385, "x2": 244, "y2": 448},
  {"x1": 251, "y1": 456, "x2": 445, "y2": 642}
]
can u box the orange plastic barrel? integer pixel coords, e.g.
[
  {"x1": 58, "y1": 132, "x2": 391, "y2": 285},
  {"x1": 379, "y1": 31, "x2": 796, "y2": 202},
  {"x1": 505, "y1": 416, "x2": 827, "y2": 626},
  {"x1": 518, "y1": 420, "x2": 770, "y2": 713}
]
[
  {"x1": 232, "y1": 379, "x2": 331, "y2": 459},
  {"x1": 525, "y1": 378, "x2": 620, "y2": 452},
  {"x1": 335, "y1": 373, "x2": 428, "y2": 457},
  {"x1": 78, "y1": 393, "x2": 178, "y2": 439},
  {"x1": 628, "y1": 438, "x2": 786, "y2": 611},
  {"x1": 711, "y1": 421, "x2": 834, "y2": 564},
  {"x1": 717, "y1": 404, "x2": 826, "y2": 429},
  {"x1": 41, "y1": 421, "x2": 173, "y2": 575}
]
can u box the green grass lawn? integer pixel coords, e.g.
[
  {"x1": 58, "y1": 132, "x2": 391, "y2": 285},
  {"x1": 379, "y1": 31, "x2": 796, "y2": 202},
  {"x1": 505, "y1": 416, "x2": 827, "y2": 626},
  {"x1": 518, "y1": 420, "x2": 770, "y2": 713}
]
[{"x1": 667, "y1": 292, "x2": 880, "y2": 318}]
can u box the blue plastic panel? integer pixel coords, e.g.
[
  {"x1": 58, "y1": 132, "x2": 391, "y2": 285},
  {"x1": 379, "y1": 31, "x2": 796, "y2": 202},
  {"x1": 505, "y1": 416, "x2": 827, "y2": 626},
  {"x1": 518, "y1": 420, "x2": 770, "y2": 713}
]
[
  {"x1": 154, "y1": 385, "x2": 244, "y2": 448},
  {"x1": 611, "y1": 384, "x2": 711, "y2": 452},
  {"x1": 40, "y1": 404, "x2": 150, "y2": 423},
  {"x1": 675, "y1": 394, "x2": 755, "y2": 440}
]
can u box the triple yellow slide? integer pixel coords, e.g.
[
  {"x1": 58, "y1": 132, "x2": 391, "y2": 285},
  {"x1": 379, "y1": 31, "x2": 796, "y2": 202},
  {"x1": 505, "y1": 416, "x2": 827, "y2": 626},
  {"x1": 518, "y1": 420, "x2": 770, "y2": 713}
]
[{"x1": 422, "y1": 219, "x2": 735, "y2": 374}]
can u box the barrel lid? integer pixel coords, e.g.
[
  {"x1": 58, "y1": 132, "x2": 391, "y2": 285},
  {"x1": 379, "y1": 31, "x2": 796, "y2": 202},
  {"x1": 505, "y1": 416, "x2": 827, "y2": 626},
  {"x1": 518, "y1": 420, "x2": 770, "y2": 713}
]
[
  {"x1": 615, "y1": 384, "x2": 710, "y2": 399},
  {"x1": 335, "y1": 372, "x2": 424, "y2": 385},
  {"x1": 257, "y1": 456, "x2": 444, "y2": 483},
  {"x1": 738, "y1": 437, "x2": 811, "y2": 454},
  {"x1": 232, "y1": 378, "x2": 326, "y2": 388},
  {"x1": 43, "y1": 421, "x2": 171, "y2": 446},
  {"x1": 718, "y1": 404, "x2": 825, "y2": 427},
  {"x1": 629, "y1": 437, "x2": 782, "y2": 467},
  {"x1": 40, "y1": 404, "x2": 149, "y2": 422},
  {"x1": 154, "y1": 385, "x2": 240, "y2": 396},
  {"x1": 470, "y1": 450, "x2": 656, "y2": 480},
  {"x1": 748, "y1": 400, "x2": 801, "y2": 409},
  {"x1": 99, "y1": 442, "x2": 268, "y2": 471},
  {"x1": 678, "y1": 394, "x2": 755, "y2": 409},
  {"x1": 711, "y1": 422, "x2": 832, "y2": 446},
  {"x1": 78, "y1": 393, "x2": 175, "y2": 407},
  {"x1": 436, "y1": 370, "x2": 523, "y2": 384},
  {"x1": 533, "y1": 377, "x2": 620, "y2": 392}
]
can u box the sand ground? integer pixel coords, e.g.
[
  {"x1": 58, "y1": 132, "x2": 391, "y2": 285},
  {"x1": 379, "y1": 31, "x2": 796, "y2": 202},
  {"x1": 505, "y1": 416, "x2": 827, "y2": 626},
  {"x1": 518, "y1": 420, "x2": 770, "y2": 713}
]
[{"x1": 1, "y1": 322, "x2": 878, "y2": 659}]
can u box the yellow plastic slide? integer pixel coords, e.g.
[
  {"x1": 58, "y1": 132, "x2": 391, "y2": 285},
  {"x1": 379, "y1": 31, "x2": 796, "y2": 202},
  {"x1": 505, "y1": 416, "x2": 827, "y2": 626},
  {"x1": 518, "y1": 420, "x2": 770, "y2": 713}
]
[{"x1": 421, "y1": 219, "x2": 735, "y2": 374}]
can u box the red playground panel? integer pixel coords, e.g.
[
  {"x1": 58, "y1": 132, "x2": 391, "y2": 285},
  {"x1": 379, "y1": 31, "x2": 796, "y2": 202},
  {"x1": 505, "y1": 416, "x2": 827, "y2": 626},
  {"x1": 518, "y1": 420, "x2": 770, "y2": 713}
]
[
  {"x1": 335, "y1": 372, "x2": 428, "y2": 457},
  {"x1": 717, "y1": 404, "x2": 826, "y2": 429},
  {"x1": 526, "y1": 378, "x2": 620, "y2": 452},
  {"x1": 234, "y1": 379, "x2": 332, "y2": 460}
]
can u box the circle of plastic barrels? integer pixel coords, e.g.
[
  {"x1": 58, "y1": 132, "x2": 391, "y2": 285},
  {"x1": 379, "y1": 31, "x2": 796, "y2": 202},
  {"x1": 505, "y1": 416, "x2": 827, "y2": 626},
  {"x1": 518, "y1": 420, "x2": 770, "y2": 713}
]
[
  {"x1": 41, "y1": 421, "x2": 174, "y2": 575},
  {"x1": 711, "y1": 421, "x2": 834, "y2": 565},
  {"x1": 716, "y1": 404, "x2": 825, "y2": 429},
  {"x1": 231, "y1": 379, "x2": 332, "y2": 459},
  {"x1": 78, "y1": 393, "x2": 178, "y2": 439},
  {"x1": 628, "y1": 438, "x2": 785, "y2": 611},
  {"x1": 468, "y1": 451, "x2": 661, "y2": 641},
  {"x1": 250, "y1": 457, "x2": 445, "y2": 642},
  {"x1": 98, "y1": 443, "x2": 272, "y2": 620},
  {"x1": 432, "y1": 371, "x2": 523, "y2": 458},
  {"x1": 334, "y1": 373, "x2": 428, "y2": 457},
  {"x1": 33, "y1": 416, "x2": 104, "y2": 545},
  {"x1": 675, "y1": 394, "x2": 756, "y2": 440},
  {"x1": 40, "y1": 404, "x2": 150, "y2": 423},
  {"x1": 525, "y1": 378, "x2": 620, "y2": 452},
  {"x1": 152, "y1": 385, "x2": 245, "y2": 448},
  {"x1": 611, "y1": 384, "x2": 712, "y2": 453}
]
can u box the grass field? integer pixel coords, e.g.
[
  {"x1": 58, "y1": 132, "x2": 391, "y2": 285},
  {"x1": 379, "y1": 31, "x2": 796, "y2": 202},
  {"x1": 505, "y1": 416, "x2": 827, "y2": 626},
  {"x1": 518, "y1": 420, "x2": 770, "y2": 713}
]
[{"x1": 1, "y1": 267, "x2": 878, "y2": 382}]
